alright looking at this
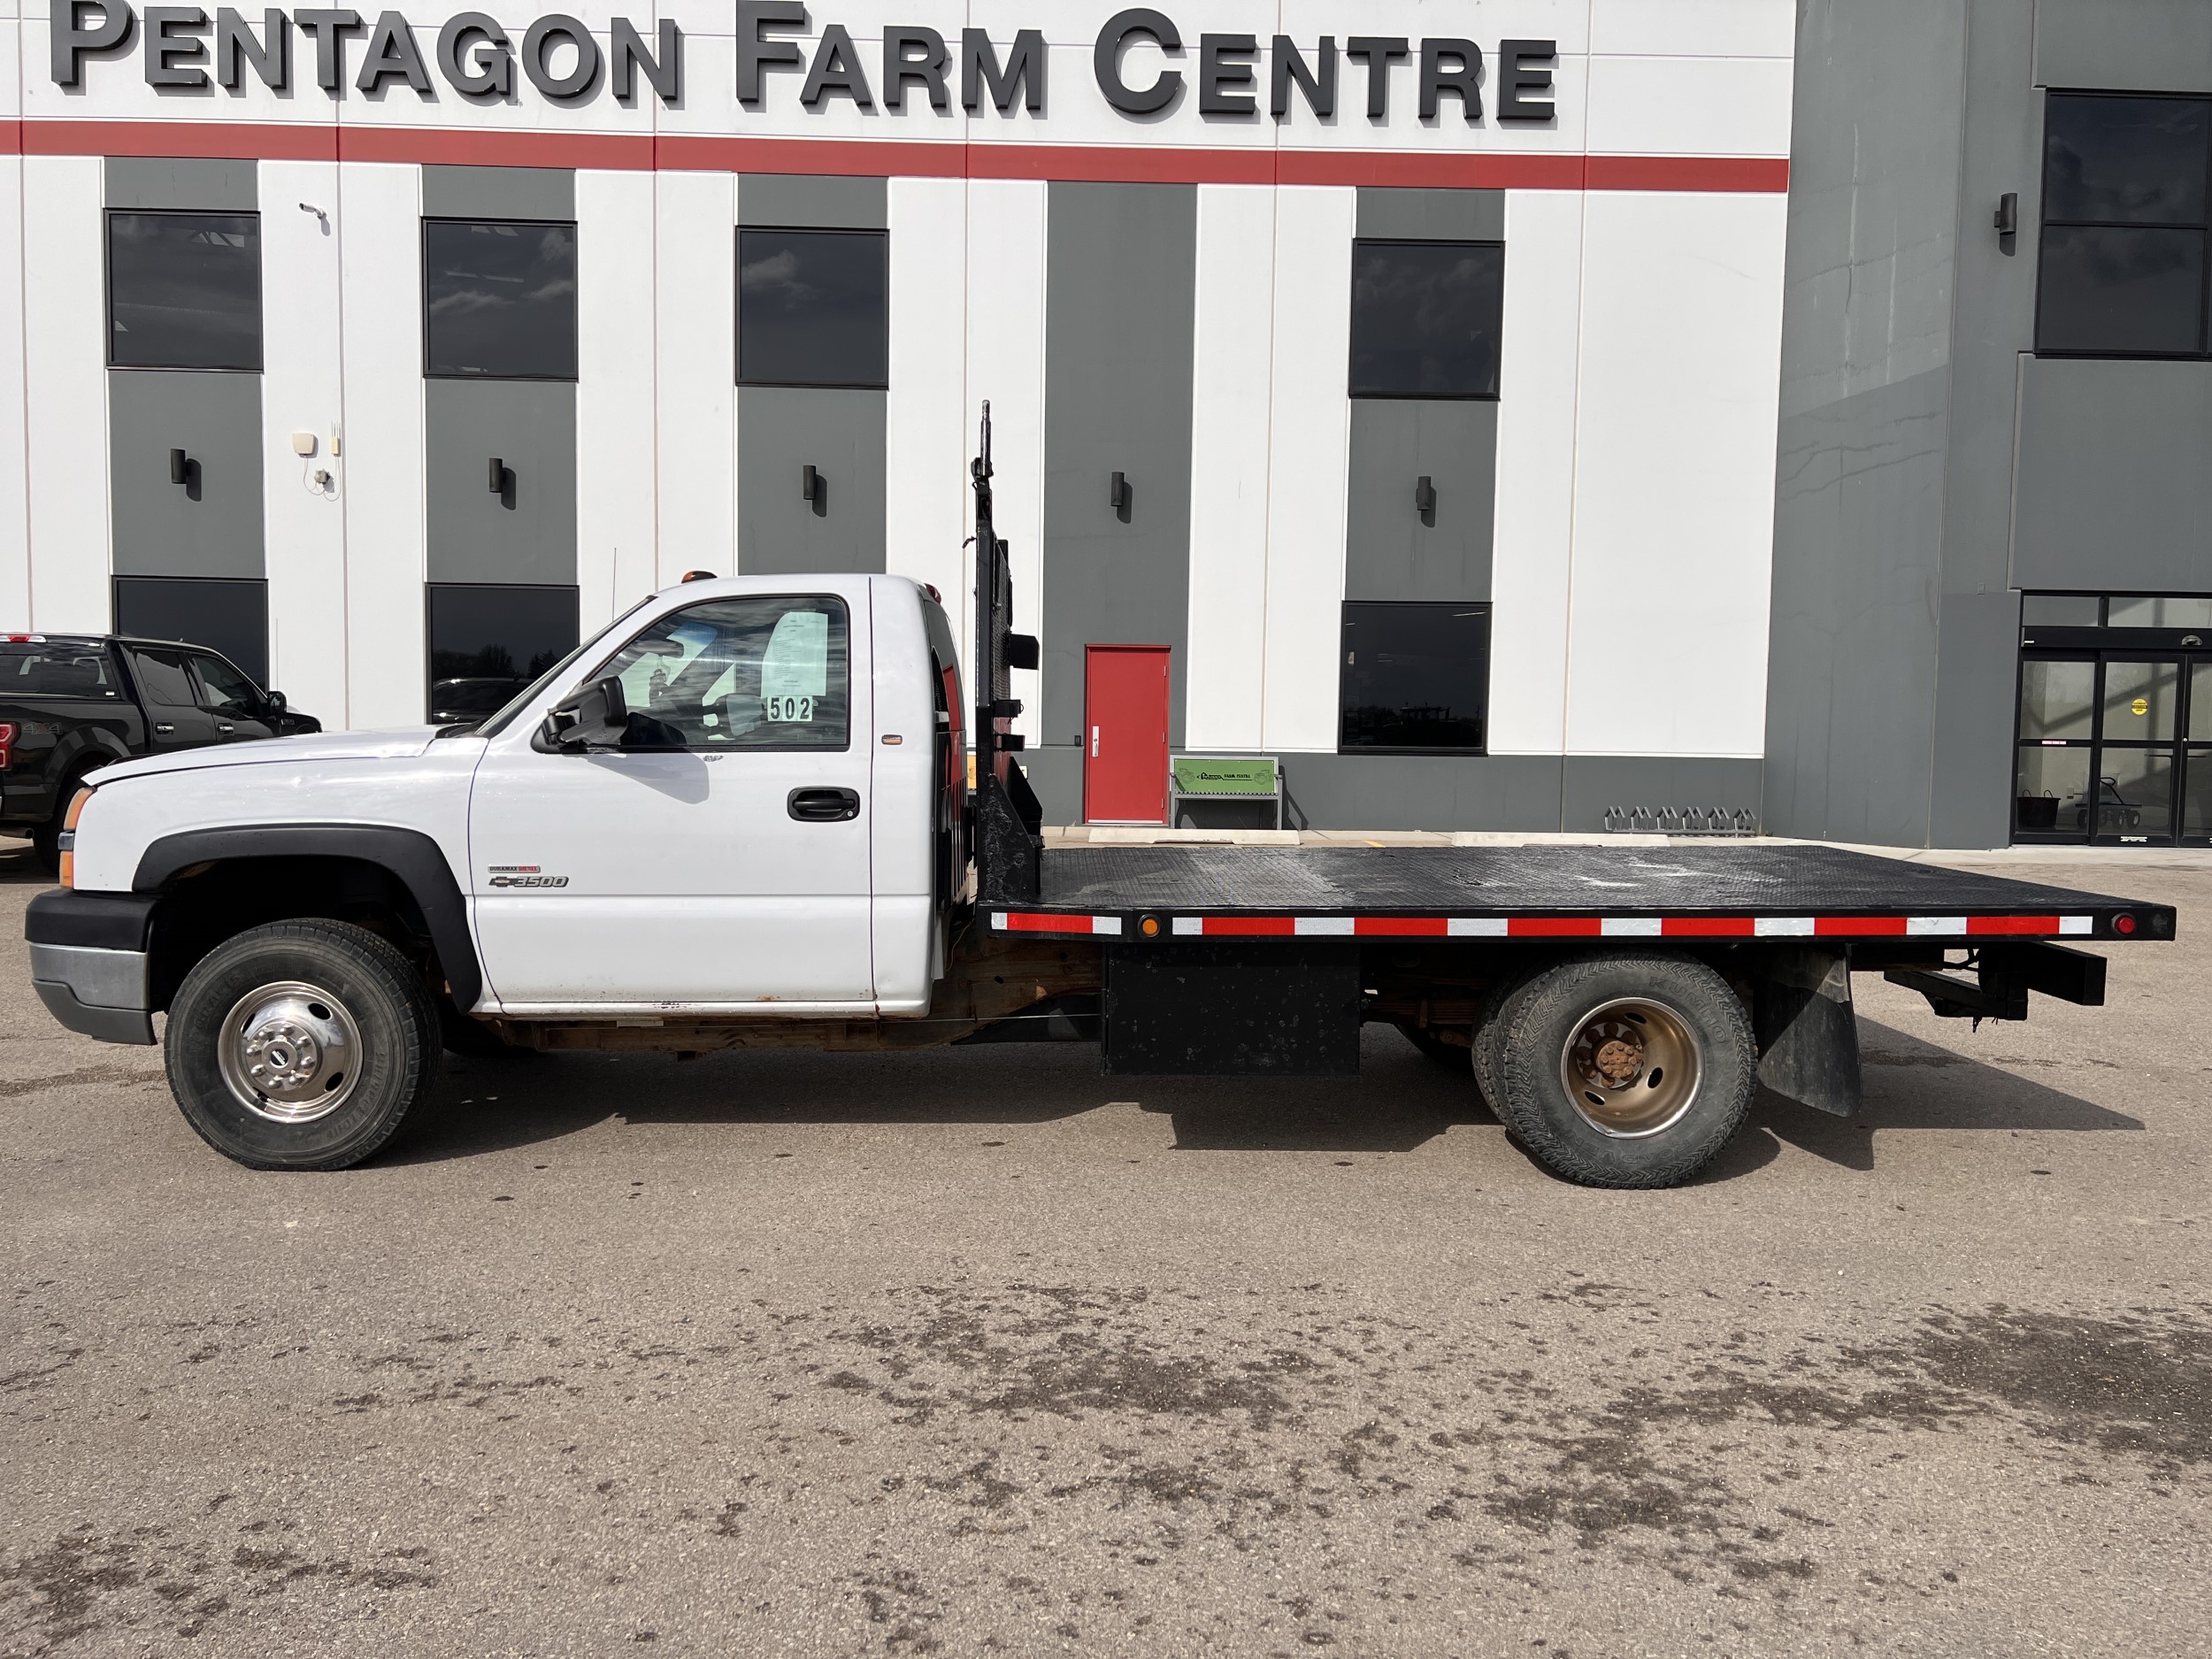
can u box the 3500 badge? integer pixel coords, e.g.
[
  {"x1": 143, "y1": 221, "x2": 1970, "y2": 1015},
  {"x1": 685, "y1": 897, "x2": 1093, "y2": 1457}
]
[{"x1": 488, "y1": 865, "x2": 569, "y2": 888}]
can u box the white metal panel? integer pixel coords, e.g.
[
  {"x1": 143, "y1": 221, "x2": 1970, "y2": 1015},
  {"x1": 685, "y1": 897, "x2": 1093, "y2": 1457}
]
[
  {"x1": 0, "y1": 156, "x2": 28, "y2": 626},
  {"x1": 1585, "y1": 54, "x2": 1795, "y2": 157},
  {"x1": 336, "y1": 162, "x2": 428, "y2": 732},
  {"x1": 22, "y1": 154, "x2": 108, "y2": 634},
  {"x1": 1277, "y1": 0, "x2": 1593, "y2": 56},
  {"x1": 884, "y1": 175, "x2": 968, "y2": 611},
  {"x1": 1260, "y1": 185, "x2": 1354, "y2": 754},
  {"x1": 963, "y1": 177, "x2": 1046, "y2": 747},
  {"x1": 1590, "y1": 0, "x2": 1796, "y2": 58},
  {"x1": 576, "y1": 168, "x2": 659, "y2": 634},
  {"x1": 1563, "y1": 191, "x2": 1787, "y2": 758},
  {"x1": 1486, "y1": 189, "x2": 1585, "y2": 755},
  {"x1": 1184, "y1": 182, "x2": 1275, "y2": 753},
  {"x1": 657, "y1": 171, "x2": 736, "y2": 589},
  {"x1": 261, "y1": 158, "x2": 349, "y2": 720}
]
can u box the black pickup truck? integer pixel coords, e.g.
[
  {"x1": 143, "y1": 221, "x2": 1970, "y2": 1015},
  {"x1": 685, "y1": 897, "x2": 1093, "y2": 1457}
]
[{"x1": 0, "y1": 634, "x2": 318, "y2": 865}]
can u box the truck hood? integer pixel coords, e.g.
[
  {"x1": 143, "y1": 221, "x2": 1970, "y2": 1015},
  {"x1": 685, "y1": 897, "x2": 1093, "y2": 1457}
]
[{"x1": 89, "y1": 727, "x2": 451, "y2": 786}]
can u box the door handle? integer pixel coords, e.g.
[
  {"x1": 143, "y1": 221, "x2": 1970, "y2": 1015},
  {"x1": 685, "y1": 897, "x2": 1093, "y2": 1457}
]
[
  {"x1": 787, "y1": 787, "x2": 861, "y2": 822},
  {"x1": 217, "y1": 723, "x2": 234, "y2": 733},
  {"x1": 1091, "y1": 726, "x2": 1100, "y2": 758},
  {"x1": 154, "y1": 723, "x2": 174, "y2": 734}
]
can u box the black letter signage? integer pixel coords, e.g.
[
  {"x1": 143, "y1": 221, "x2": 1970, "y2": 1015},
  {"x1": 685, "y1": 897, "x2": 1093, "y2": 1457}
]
[
  {"x1": 53, "y1": 0, "x2": 135, "y2": 87},
  {"x1": 1497, "y1": 39, "x2": 1555, "y2": 121}
]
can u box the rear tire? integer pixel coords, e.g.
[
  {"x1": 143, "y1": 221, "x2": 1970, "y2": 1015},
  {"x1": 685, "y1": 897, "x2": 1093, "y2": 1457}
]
[
  {"x1": 1494, "y1": 951, "x2": 1755, "y2": 1189},
  {"x1": 165, "y1": 919, "x2": 440, "y2": 1171},
  {"x1": 1471, "y1": 964, "x2": 1548, "y2": 1112}
]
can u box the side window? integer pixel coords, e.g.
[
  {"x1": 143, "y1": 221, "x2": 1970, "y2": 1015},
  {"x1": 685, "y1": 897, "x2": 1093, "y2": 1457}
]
[
  {"x1": 2038, "y1": 93, "x2": 2212, "y2": 357},
  {"x1": 1339, "y1": 601, "x2": 1492, "y2": 753},
  {"x1": 599, "y1": 596, "x2": 850, "y2": 751},
  {"x1": 0, "y1": 646, "x2": 119, "y2": 698},
  {"x1": 1348, "y1": 238, "x2": 1505, "y2": 399},
  {"x1": 189, "y1": 651, "x2": 261, "y2": 714},
  {"x1": 126, "y1": 646, "x2": 200, "y2": 708},
  {"x1": 107, "y1": 211, "x2": 262, "y2": 371},
  {"x1": 423, "y1": 219, "x2": 579, "y2": 380},
  {"x1": 737, "y1": 228, "x2": 889, "y2": 388}
]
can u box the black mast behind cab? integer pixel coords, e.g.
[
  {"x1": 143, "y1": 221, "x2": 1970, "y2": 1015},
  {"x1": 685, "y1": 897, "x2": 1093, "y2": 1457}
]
[{"x1": 970, "y1": 402, "x2": 1045, "y2": 902}]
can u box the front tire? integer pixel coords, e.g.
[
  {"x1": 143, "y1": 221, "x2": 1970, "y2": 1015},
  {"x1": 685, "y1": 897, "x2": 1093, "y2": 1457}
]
[
  {"x1": 165, "y1": 919, "x2": 440, "y2": 1171},
  {"x1": 1494, "y1": 951, "x2": 1755, "y2": 1189}
]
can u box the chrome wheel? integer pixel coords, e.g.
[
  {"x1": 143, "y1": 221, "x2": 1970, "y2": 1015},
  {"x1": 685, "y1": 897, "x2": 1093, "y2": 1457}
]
[
  {"x1": 215, "y1": 980, "x2": 364, "y2": 1125},
  {"x1": 1557, "y1": 996, "x2": 1703, "y2": 1139}
]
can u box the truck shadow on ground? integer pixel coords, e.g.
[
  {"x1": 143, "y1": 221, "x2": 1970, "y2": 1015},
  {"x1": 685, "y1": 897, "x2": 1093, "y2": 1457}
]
[{"x1": 1751, "y1": 1015, "x2": 2142, "y2": 1172}]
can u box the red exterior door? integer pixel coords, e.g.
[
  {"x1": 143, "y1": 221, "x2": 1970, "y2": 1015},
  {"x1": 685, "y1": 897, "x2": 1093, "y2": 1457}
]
[{"x1": 1083, "y1": 645, "x2": 1171, "y2": 825}]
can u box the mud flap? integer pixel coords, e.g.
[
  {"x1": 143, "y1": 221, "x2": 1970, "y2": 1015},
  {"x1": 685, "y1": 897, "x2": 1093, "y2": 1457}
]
[{"x1": 1754, "y1": 949, "x2": 1863, "y2": 1118}]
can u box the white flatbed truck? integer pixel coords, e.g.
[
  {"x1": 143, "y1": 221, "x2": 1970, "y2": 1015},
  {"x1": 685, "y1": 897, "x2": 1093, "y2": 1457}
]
[{"x1": 24, "y1": 411, "x2": 2177, "y2": 1186}]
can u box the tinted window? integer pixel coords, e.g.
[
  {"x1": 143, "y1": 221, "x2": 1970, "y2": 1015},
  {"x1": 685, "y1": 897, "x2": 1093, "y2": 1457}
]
[
  {"x1": 1339, "y1": 603, "x2": 1490, "y2": 752},
  {"x1": 189, "y1": 650, "x2": 263, "y2": 713},
  {"x1": 0, "y1": 646, "x2": 120, "y2": 699},
  {"x1": 600, "y1": 595, "x2": 850, "y2": 751},
  {"x1": 108, "y1": 211, "x2": 261, "y2": 371},
  {"x1": 2039, "y1": 93, "x2": 2212, "y2": 356},
  {"x1": 427, "y1": 583, "x2": 580, "y2": 723},
  {"x1": 125, "y1": 646, "x2": 201, "y2": 708},
  {"x1": 1348, "y1": 240, "x2": 1504, "y2": 399},
  {"x1": 738, "y1": 229, "x2": 888, "y2": 388},
  {"x1": 424, "y1": 220, "x2": 578, "y2": 380},
  {"x1": 113, "y1": 576, "x2": 269, "y2": 684}
]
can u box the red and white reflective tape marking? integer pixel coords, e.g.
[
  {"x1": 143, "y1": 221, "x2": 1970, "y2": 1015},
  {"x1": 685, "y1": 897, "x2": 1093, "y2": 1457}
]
[
  {"x1": 992, "y1": 910, "x2": 1122, "y2": 937},
  {"x1": 992, "y1": 911, "x2": 2101, "y2": 939}
]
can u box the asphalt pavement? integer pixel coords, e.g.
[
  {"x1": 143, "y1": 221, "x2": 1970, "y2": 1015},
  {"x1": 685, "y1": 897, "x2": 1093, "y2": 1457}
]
[{"x1": 4, "y1": 845, "x2": 2208, "y2": 1657}]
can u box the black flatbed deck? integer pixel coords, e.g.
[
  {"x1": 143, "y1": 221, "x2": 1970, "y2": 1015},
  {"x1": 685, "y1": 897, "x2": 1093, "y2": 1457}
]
[{"x1": 982, "y1": 843, "x2": 2173, "y2": 945}]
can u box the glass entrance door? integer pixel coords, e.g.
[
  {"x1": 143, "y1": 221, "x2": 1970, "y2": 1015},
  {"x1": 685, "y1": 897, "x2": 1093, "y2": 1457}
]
[{"x1": 2016, "y1": 651, "x2": 2208, "y2": 843}]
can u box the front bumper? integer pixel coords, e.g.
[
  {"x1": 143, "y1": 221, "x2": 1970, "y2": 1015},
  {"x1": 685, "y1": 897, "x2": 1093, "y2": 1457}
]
[{"x1": 25, "y1": 889, "x2": 158, "y2": 1045}]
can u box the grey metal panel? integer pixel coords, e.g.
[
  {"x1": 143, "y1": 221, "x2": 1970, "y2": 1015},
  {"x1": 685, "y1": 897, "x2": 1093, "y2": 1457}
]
[
  {"x1": 104, "y1": 157, "x2": 257, "y2": 211},
  {"x1": 736, "y1": 386, "x2": 887, "y2": 575},
  {"x1": 1355, "y1": 188, "x2": 1504, "y2": 242},
  {"x1": 1558, "y1": 757, "x2": 1764, "y2": 834},
  {"x1": 108, "y1": 369, "x2": 265, "y2": 578},
  {"x1": 2032, "y1": 0, "x2": 2212, "y2": 94},
  {"x1": 737, "y1": 173, "x2": 887, "y2": 229},
  {"x1": 421, "y1": 165, "x2": 574, "y2": 221},
  {"x1": 1042, "y1": 181, "x2": 1197, "y2": 750},
  {"x1": 425, "y1": 380, "x2": 577, "y2": 585},
  {"x1": 1763, "y1": 0, "x2": 1967, "y2": 848},
  {"x1": 1931, "y1": 0, "x2": 2043, "y2": 849},
  {"x1": 1026, "y1": 749, "x2": 1565, "y2": 832},
  {"x1": 1342, "y1": 400, "x2": 1495, "y2": 601},
  {"x1": 2013, "y1": 357, "x2": 2212, "y2": 592}
]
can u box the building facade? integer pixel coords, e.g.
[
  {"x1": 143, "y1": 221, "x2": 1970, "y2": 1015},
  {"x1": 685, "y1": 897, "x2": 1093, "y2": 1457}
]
[{"x1": 16, "y1": 1, "x2": 2200, "y2": 846}]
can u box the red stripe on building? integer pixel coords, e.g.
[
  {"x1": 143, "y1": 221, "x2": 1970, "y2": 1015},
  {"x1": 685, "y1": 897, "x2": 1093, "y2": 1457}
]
[
  {"x1": 0, "y1": 121, "x2": 1788, "y2": 195},
  {"x1": 1354, "y1": 917, "x2": 1451, "y2": 936},
  {"x1": 1815, "y1": 917, "x2": 1909, "y2": 935},
  {"x1": 1966, "y1": 915, "x2": 2062, "y2": 935},
  {"x1": 1661, "y1": 917, "x2": 1759, "y2": 937},
  {"x1": 1509, "y1": 918, "x2": 1605, "y2": 937}
]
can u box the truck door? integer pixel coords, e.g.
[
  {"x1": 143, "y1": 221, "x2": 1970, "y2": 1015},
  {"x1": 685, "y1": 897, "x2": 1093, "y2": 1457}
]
[
  {"x1": 118, "y1": 645, "x2": 218, "y2": 755},
  {"x1": 465, "y1": 587, "x2": 876, "y2": 1010},
  {"x1": 1083, "y1": 644, "x2": 1171, "y2": 825}
]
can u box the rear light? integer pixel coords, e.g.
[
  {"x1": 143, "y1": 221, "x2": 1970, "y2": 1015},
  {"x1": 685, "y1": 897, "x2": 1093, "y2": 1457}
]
[
  {"x1": 58, "y1": 784, "x2": 93, "y2": 888},
  {"x1": 0, "y1": 722, "x2": 14, "y2": 770},
  {"x1": 2114, "y1": 913, "x2": 2138, "y2": 936},
  {"x1": 4, "y1": 633, "x2": 44, "y2": 643}
]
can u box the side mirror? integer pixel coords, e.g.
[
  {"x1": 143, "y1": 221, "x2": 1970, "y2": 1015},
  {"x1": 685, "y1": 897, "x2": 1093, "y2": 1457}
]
[
  {"x1": 264, "y1": 689, "x2": 287, "y2": 714},
  {"x1": 541, "y1": 676, "x2": 628, "y2": 751}
]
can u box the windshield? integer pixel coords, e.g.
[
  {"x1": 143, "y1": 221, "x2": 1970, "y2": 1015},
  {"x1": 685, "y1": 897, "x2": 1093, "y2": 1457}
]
[{"x1": 468, "y1": 595, "x2": 657, "y2": 740}]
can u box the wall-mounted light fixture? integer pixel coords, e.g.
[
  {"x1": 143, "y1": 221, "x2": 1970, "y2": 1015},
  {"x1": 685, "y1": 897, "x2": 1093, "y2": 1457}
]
[
  {"x1": 802, "y1": 464, "x2": 825, "y2": 512},
  {"x1": 488, "y1": 457, "x2": 507, "y2": 494},
  {"x1": 170, "y1": 449, "x2": 188, "y2": 485},
  {"x1": 1414, "y1": 474, "x2": 1437, "y2": 523},
  {"x1": 1994, "y1": 191, "x2": 2018, "y2": 244},
  {"x1": 1110, "y1": 470, "x2": 1132, "y2": 520}
]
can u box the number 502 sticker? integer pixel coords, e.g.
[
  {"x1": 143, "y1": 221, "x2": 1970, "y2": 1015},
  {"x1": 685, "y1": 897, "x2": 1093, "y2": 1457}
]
[{"x1": 764, "y1": 695, "x2": 815, "y2": 722}]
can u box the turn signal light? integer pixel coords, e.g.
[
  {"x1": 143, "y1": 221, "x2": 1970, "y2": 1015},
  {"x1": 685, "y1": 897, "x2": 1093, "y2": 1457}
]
[{"x1": 58, "y1": 785, "x2": 92, "y2": 888}]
